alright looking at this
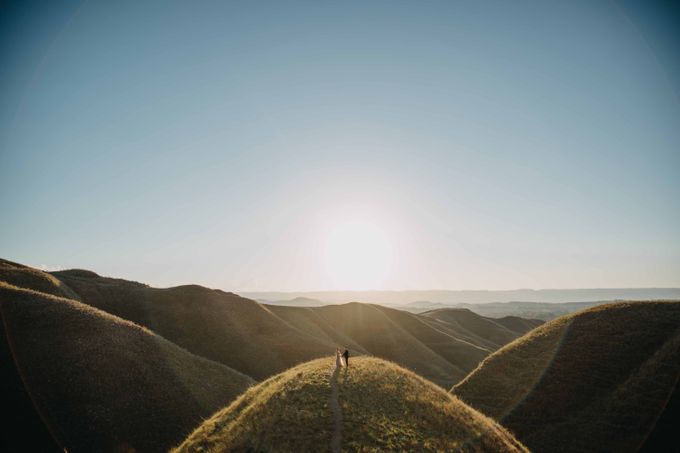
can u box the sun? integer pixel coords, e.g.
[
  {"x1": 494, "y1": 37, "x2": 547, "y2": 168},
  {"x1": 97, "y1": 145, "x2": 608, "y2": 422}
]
[{"x1": 323, "y1": 219, "x2": 393, "y2": 290}]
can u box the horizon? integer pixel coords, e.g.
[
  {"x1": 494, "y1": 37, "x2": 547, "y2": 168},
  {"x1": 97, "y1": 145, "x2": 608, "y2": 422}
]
[
  {"x1": 2, "y1": 1, "x2": 680, "y2": 291},
  {"x1": 14, "y1": 258, "x2": 680, "y2": 295},
  {"x1": 240, "y1": 287, "x2": 680, "y2": 305},
  {"x1": 10, "y1": 256, "x2": 680, "y2": 305}
]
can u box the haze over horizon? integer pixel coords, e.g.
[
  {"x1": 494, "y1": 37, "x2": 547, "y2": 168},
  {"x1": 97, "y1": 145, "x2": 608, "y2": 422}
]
[
  {"x1": 2, "y1": 1, "x2": 679, "y2": 292},
  {"x1": 241, "y1": 287, "x2": 680, "y2": 307}
]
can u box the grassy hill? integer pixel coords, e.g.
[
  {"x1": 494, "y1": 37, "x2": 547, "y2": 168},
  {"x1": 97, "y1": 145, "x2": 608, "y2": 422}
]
[
  {"x1": 50, "y1": 265, "x2": 536, "y2": 387},
  {"x1": 0, "y1": 281, "x2": 253, "y2": 452},
  {"x1": 51, "y1": 268, "x2": 336, "y2": 380},
  {"x1": 421, "y1": 308, "x2": 543, "y2": 350},
  {"x1": 271, "y1": 303, "x2": 472, "y2": 387},
  {"x1": 174, "y1": 357, "x2": 528, "y2": 452},
  {"x1": 269, "y1": 303, "x2": 539, "y2": 387},
  {"x1": 0, "y1": 258, "x2": 80, "y2": 299},
  {"x1": 453, "y1": 301, "x2": 680, "y2": 453}
]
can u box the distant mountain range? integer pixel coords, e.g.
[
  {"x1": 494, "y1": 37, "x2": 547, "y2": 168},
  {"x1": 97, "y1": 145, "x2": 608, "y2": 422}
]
[
  {"x1": 257, "y1": 296, "x2": 326, "y2": 307},
  {"x1": 246, "y1": 289, "x2": 680, "y2": 321},
  {"x1": 241, "y1": 288, "x2": 680, "y2": 305}
]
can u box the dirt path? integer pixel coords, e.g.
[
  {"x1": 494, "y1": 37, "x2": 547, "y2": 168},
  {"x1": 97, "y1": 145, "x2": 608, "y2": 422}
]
[{"x1": 329, "y1": 367, "x2": 343, "y2": 453}]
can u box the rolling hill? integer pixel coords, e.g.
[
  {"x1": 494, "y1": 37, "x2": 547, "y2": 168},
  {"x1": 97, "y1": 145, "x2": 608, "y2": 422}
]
[
  {"x1": 453, "y1": 301, "x2": 680, "y2": 453},
  {"x1": 0, "y1": 258, "x2": 79, "y2": 299},
  {"x1": 267, "y1": 303, "x2": 541, "y2": 388},
  {"x1": 0, "y1": 265, "x2": 253, "y2": 452},
  {"x1": 51, "y1": 268, "x2": 336, "y2": 380},
  {"x1": 48, "y1": 265, "x2": 538, "y2": 387},
  {"x1": 6, "y1": 258, "x2": 678, "y2": 451},
  {"x1": 453, "y1": 301, "x2": 607, "y2": 321},
  {"x1": 259, "y1": 296, "x2": 326, "y2": 307},
  {"x1": 174, "y1": 356, "x2": 528, "y2": 452},
  {"x1": 421, "y1": 308, "x2": 543, "y2": 351}
]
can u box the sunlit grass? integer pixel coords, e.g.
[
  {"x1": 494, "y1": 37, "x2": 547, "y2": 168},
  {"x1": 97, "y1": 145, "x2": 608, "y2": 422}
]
[{"x1": 174, "y1": 356, "x2": 528, "y2": 452}]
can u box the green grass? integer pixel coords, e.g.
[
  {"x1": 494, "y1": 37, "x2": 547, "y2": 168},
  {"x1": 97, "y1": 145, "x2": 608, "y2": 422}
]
[
  {"x1": 453, "y1": 301, "x2": 680, "y2": 453},
  {"x1": 174, "y1": 356, "x2": 528, "y2": 452}
]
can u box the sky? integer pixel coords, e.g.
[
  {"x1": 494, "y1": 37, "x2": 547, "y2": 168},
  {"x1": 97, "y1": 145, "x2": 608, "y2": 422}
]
[{"x1": 1, "y1": 0, "x2": 679, "y2": 291}]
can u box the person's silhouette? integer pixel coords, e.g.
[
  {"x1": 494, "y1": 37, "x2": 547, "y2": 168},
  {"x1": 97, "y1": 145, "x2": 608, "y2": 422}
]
[{"x1": 342, "y1": 348, "x2": 349, "y2": 367}]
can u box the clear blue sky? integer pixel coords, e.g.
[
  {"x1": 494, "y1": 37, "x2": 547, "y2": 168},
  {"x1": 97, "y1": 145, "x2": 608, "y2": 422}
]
[{"x1": 1, "y1": 0, "x2": 679, "y2": 291}]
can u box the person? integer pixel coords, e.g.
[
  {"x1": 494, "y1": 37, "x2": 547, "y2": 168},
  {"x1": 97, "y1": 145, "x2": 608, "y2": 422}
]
[
  {"x1": 335, "y1": 348, "x2": 344, "y2": 369},
  {"x1": 342, "y1": 348, "x2": 349, "y2": 368}
]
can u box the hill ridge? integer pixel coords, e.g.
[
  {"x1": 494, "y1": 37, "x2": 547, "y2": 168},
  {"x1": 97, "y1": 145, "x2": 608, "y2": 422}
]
[
  {"x1": 0, "y1": 280, "x2": 254, "y2": 452},
  {"x1": 453, "y1": 301, "x2": 680, "y2": 453},
  {"x1": 48, "y1": 262, "x2": 538, "y2": 387}
]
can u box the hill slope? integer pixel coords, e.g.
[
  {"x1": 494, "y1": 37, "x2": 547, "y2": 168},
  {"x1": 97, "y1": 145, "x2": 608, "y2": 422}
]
[
  {"x1": 174, "y1": 357, "x2": 528, "y2": 452},
  {"x1": 453, "y1": 301, "x2": 680, "y2": 453},
  {"x1": 269, "y1": 303, "x2": 540, "y2": 387},
  {"x1": 0, "y1": 258, "x2": 79, "y2": 299},
  {"x1": 51, "y1": 269, "x2": 335, "y2": 380},
  {"x1": 0, "y1": 282, "x2": 253, "y2": 452},
  {"x1": 454, "y1": 301, "x2": 605, "y2": 321},
  {"x1": 421, "y1": 308, "x2": 543, "y2": 350},
  {"x1": 50, "y1": 265, "x2": 538, "y2": 387}
]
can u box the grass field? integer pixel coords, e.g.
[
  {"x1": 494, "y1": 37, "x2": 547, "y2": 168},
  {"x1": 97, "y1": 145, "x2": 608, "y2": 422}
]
[{"x1": 174, "y1": 356, "x2": 528, "y2": 452}]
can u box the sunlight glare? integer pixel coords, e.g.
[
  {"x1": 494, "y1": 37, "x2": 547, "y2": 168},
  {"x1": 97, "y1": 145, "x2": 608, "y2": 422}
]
[{"x1": 323, "y1": 219, "x2": 393, "y2": 290}]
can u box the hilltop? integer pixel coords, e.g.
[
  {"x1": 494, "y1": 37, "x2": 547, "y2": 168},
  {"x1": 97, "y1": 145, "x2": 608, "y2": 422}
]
[
  {"x1": 0, "y1": 264, "x2": 253, "y2": 452},
  {"x1": 174, "y1": 357, "x2": 528, "y2": 452},
  {"x1": 453, "y1": 301, "x2": 680, "y2": 452}
]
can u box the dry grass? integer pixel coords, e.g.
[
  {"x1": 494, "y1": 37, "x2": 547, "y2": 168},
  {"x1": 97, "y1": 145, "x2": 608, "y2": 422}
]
[
  {"x1": 453, "y1": 301, "x2": 680, "y2": 453},
  {"x1": 0, "y1": 259, "x2": 545, "y2": 451},
  {"x1": 0, "y1": 258, "x2": 79, "y2": 299},
  {"x1": 174, "y1": 356, "x2": 528, "y2": 453},
  {"x1": 51, "y1": 267, "x2": 535, "y2": 388},
  {"x1": 421, "y1": 308, "x2": 543, "y2": 350},
  {"x1": 52, "y1": 270, "x2": 336, "y2": 380},
  {"x1": 0, "y1": 281, "x2": 253, "y2": 452},
  {"x1": 269, "y1": 303, "x2": 535, "y2": 388}
]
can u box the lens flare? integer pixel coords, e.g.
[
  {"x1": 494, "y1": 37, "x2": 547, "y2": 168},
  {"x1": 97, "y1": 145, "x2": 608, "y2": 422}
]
[{"x1": 323, "y1": 220, "x2": 393, "y2": 290}]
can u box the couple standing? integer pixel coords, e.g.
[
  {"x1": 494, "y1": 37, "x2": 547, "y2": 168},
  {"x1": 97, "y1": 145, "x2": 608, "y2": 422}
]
[{"x1": 335, "y1": 348, "x2": 349, "y2": 369}]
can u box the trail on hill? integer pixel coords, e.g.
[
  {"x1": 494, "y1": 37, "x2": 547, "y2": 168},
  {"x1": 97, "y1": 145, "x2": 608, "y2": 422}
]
[{"x1": 329, "y1": 367, "x2": 343, "y2": 453}]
